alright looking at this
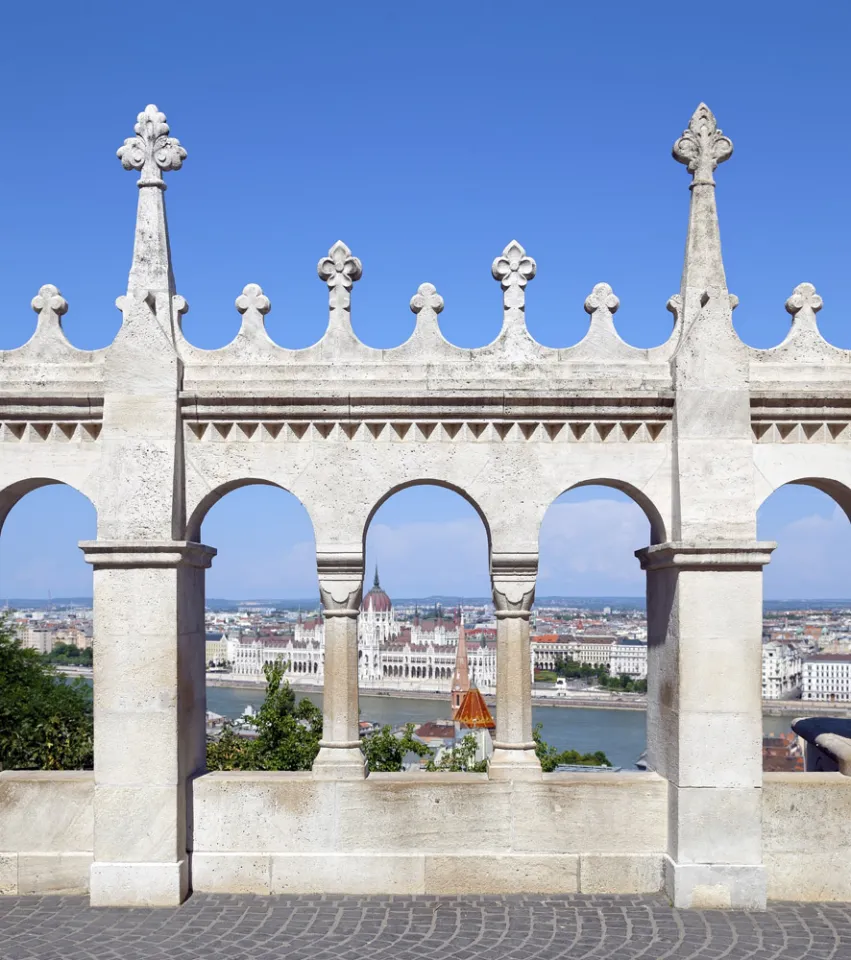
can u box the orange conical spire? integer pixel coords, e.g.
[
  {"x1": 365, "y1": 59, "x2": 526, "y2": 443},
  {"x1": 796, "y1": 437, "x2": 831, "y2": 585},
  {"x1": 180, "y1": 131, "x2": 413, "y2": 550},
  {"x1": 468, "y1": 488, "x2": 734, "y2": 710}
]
[{"x1": 450, "y1": 607, "x2": 470, "y2": 719}]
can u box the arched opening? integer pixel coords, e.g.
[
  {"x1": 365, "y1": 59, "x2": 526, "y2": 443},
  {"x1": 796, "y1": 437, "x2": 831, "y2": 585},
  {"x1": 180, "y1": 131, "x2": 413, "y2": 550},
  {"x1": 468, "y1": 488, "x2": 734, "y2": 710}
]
[
  {"x1": 0, "y1": 481, "x2": 96, "y2": 770},
  {"x1": 360, "y1": 483, "x2": 492, "y2": 771},
  {"x1": 194, "y1": 482, "x2": 323, "y2": 769},
  {"x1": 536, "y1": 483, "x2": 658, "y2": 770},
  {"x1": 758, "y1": 480, "x2": 851, "y2": 769}
]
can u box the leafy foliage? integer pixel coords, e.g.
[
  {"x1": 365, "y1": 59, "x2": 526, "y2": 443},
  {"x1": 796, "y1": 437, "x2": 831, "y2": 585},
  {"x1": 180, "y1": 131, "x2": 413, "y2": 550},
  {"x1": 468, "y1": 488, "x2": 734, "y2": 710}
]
[
  {"x1": 532, "y1": 723, "x2": 610, "y2": 772},
  {"x1": 425, "y1": 733, "x2": 487, "y2": 772},
  {"x1": 206, "y1": 660, "x2": 323, "y2": 772},
  {"x1": 43, "y1": 642, "x2": 93, "y2": 668},
  {"x1": 554, "y1": 655, "x2": 646, "y2": 692},
  {"x1": 0, "y1": 618, "x2": 93, "y2": 770},
  {"x1": 362, "y1": 722, "x2": 432, "y2": 772}
]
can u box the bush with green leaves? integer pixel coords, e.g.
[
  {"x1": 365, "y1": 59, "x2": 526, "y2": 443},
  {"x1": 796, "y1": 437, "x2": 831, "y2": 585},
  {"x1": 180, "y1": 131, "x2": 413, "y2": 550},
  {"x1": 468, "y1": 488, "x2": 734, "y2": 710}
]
[
  {"x1": 206, "y1": 659, "x2": 323, "y2": 771},
  {"x1": 362, "y1": 722, "x2": 432, "y2": 772},
  {"x1": 425, "y1": 733, "x2": 488, "y2": 772},
  {"x1": 0, "y1": 618, "x2": 93, "y2": 770}
]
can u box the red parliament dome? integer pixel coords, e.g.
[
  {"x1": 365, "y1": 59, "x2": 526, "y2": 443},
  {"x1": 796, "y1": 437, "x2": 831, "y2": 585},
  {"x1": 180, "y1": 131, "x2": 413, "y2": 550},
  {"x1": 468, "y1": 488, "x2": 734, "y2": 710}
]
[{"x1": 363, "y1": 567, "x2": 392, "y2": 613}]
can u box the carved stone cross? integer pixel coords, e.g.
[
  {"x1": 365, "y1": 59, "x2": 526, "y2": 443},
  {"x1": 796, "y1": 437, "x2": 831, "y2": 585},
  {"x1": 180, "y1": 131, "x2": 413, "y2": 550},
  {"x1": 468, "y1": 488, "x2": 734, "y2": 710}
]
[
  {"x1": 31, "y1": 284, "x2": 68, "y2": 320},
  {"x1": 673, "y1": 103, "x2": 732, "y2": 187},
  {"x1": 117, "y1": 104, "x2": 186, "y2": 187},
  {"x1": 236, "y1": 283, "x2": 272, "y2": 317},
  {"x1": 410, "y1": 282, "x2": 444, "y2": 315},
  {"x1": 584, "y1": 282, "x2": 620, "y2": 318},
  {"x1": 785, "y1": 282, "x2": 823, "y2": 328}
]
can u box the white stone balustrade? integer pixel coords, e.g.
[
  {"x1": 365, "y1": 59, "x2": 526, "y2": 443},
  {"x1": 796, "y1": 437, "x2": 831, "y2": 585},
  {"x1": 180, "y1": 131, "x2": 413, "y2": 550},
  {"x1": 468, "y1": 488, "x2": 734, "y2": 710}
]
[{"x1": 1, "y1": 102, "x2": 850, "y2": 909}]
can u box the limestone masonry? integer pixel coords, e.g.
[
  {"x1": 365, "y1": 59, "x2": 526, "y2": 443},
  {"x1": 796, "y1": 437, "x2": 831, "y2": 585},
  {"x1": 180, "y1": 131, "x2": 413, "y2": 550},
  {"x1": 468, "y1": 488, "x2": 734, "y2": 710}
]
[{"x1": 2, "y1": 103, "x2": 851, "y2": 910}]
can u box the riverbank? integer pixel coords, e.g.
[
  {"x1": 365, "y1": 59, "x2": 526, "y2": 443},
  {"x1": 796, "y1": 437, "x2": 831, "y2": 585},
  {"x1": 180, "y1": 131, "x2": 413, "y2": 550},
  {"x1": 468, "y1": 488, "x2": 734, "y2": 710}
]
[{"x1": 62, "y1": 668, "x2": 850, "y2": 717}]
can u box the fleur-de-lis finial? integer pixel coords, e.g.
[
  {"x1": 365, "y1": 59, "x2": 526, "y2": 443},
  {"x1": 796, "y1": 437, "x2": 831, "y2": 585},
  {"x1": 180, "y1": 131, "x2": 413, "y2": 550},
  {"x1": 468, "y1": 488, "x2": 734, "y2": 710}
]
[
  {"x1": 492, "y1": 241, "x2": 536, "y2": 318},
  {"x1": 317, "y1": 241, "x2": 362, "y2": 320},
  {"x1": 236, "y1": 283, "x2": 271, "y2": 316},
  {"x1": 584, "y1": 282, "x2": 620, "y2": 317},
  {"x1": 317, "y1": 241, "x2": 363, "y2": 290},
  {"x1": 491, "y1": 241, "x2": 536, "y2": 292},
  {"x1": 410, "y1": 282, "x2": 444, "y2": 315},
  {"x1": 673, "y1": 103, "x2": 733, "y2": 187},
  {"x1": 785, "y1": 282, "x2": 823, "y2": 325},
  {"x1": 31, "y1": 284, "x2": 68, "y2": 319},
  {"x1": 117, "y1": 104, "x2": 186, "y2": 188}
]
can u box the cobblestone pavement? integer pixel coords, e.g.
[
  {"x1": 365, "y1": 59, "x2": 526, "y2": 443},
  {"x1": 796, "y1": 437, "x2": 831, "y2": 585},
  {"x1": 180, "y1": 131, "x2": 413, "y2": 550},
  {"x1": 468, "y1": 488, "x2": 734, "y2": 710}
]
[{"x1": 2, "y1": 893, "x2": 851, "y2": 959}]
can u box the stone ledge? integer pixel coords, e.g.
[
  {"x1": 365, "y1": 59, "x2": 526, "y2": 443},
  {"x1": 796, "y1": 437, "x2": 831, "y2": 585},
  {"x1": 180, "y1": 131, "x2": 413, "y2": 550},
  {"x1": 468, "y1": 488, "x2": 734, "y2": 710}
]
[
  {"x1": 636, "y1": 541, "x2": 776, "y2": 571},
  {"x1": 79, "y1": 540, "x2": 217, "y2": 569}
]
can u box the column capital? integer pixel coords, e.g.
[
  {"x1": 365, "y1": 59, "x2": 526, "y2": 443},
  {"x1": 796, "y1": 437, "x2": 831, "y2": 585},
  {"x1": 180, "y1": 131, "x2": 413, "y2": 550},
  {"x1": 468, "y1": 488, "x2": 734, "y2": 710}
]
[
  {"x1": 491, "y1": 552, "x2": 537, "y2": 619},
  {"x1": 80, "y1": 540, "x2": 216, "y2": 569},
  {"x1": 636, "y1": 541, "x2": 776, "y2": 572},
  {"x1": 317, "y1": 549, "x2": 364, "y2": 618}
]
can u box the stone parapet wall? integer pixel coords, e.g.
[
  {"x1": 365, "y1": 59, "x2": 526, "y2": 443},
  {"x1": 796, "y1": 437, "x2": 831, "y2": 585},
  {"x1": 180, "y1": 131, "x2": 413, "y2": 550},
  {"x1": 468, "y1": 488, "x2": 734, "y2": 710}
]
[
  {"x1": 5, "y1": 771, "x2": 851, "y2": 901},
  {"x1": 0, "y1": 771, "x2": 94, "y2": 895}
]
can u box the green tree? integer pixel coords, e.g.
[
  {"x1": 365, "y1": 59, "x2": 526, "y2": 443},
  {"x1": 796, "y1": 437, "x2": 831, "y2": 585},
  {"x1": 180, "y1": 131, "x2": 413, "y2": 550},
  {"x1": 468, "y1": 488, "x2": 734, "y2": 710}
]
[
  {"x1": 0, "y1": 618, "x2": 93, "y2": 770},
  {"x1": 362, "y1": 722, "x2": 432, "y2": 772},
  {"x1": 206, "y1": 659, "x2": 323, "y2": 772},
  {"x1": 44, "y1": 642, "x2": 93, "y2": 668},
  {"x1": 425, "y1": 733, "x2": 487, "y2": 772},
  {"x1": 532, "y1": 723, "x2": 610, "y2": 773}
]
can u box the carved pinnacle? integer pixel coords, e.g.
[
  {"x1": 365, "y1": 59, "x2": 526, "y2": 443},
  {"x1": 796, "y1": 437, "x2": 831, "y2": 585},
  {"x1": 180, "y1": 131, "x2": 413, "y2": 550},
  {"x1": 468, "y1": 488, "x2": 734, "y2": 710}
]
[
  {"x1": 673, "y1": 103, "x2": 733, "y2": 187},
  {"x1": 584, "y1": 282, "x2": 620, "y2": 317},
  {"x1": 410, "y1": 282, "x2": 444, "y2": 315},
  {"x1": 117, "y1": 104, "x2": 186, "y2": 188},
  {"x1": 31, "y1": 284, "x2": 68, "y2": 318},
  {"x1": 785, "y1": 282, "x2": 823, "y2": 319},
  {"x1": 317, "y1": 241, "x2": 363, "y2": 290},
  {"x1": 236, "y1": 283, "x2": 272, "y2": 316},
  {"x1": 491, "y1": 241, "x2": 536, "y2": 291}
]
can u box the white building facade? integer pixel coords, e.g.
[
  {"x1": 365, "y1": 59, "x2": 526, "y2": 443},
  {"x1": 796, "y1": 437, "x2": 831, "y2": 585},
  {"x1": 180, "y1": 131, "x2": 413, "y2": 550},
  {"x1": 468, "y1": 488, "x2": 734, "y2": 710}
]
[
  {"x1": 762, "y1": 641, "x2": 802, "y2": 700},
  {"x1": 802, "y1": 655, "x2": 851, "y2": 702}
]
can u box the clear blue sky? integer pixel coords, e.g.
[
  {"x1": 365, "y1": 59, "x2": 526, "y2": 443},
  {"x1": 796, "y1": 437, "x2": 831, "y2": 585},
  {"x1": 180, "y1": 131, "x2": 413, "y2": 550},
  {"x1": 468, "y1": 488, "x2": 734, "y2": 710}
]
[{"x1": 0, "y1": 1, "x2": 849, "y2": 600}]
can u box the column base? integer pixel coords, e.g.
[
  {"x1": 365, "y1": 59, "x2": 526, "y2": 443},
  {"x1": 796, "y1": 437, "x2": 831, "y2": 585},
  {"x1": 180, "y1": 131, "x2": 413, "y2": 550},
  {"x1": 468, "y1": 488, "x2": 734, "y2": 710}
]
[
  {"x1": 312, "y1": 744, "x2": 368, "y2": 780},
  {"x1": 90, "y1": 859, "x2": 188, "y2": 907},
  {"x1": 488, "y1": 746, "x2": 542, "y2": 781},
  {"x1": 664, "y1": 856, "x2": 766, "y2": 910}
]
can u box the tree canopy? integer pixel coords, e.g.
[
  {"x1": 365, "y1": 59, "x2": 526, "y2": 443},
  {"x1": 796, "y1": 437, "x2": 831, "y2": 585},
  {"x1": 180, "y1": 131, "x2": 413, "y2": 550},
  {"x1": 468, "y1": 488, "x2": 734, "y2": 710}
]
[{"x1": 0, "y1": 618, "x2": 93, "y2": 770}]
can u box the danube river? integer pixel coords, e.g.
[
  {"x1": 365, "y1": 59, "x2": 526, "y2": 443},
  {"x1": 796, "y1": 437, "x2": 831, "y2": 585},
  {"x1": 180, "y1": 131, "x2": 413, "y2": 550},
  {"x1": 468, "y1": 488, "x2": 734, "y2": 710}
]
[{"x1": 207, "y1": 685, "x2": 795, "y2": 770}]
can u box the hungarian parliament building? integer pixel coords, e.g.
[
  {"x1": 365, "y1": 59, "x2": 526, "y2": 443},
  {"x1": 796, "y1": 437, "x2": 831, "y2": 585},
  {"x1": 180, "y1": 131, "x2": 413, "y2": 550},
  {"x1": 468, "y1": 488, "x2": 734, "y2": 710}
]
[
  {"x1": 211, "y1": 572, "x2": 648, "y2": 692},
  {"x1": 218, "y1": 572, "x2": 499, "y2": 693}
]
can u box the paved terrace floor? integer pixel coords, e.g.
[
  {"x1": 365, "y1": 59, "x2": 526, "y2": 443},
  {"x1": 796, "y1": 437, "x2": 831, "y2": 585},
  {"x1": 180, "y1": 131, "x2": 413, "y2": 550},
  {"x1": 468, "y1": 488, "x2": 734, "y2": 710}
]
[{"x1": 1, "y1": 893, "x2": 850, "y2": 959}]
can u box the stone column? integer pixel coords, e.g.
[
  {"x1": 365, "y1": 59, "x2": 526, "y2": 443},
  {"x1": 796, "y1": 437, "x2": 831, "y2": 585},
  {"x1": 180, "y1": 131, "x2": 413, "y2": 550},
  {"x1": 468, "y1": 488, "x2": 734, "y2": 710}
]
[
  {"x1": 488, "y1": 553, "x2": 541, "y2": 780},
  {"x1": 80, "y1": 540, "x2": 216, "y2": 906},
  {"x1": 638, "y1": 542, "x2": 774, "y2": 909},
  {"x1": 312, "y1": 550, "x2": 367, "y2": 779}
]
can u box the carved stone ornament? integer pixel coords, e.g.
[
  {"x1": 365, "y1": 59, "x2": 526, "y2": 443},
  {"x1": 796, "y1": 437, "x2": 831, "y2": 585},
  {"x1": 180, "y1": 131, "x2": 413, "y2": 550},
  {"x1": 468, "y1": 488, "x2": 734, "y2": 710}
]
[
  {"x1": 673, "y1": 103, "x2": 732, "y2": 186},
  {"x1": 117, "y1": 104, "x2": 186, "y2": 187},
  {"x1": 410, "y1": 282, "x2": 444, "y2": 315},
  {"x1": 236, "y1": 283, "x2": 272, "y2": 316},
  {"x1": 785, "y1": 282, "x2": 823, "y2": 321},
  {"x1": 584, "y1": 282, "x2": 620, "y2": 317},
  {"x1": 31, "y1": 284, "x2": 68, "y2": 319},
  {"x1": 319, "y1": 585, "x2": 363, "y2": 618},
  {"x1": 492, "y1": 586, "x2": 535, "y2": 619},
  {"x1": 317, "y1": 241, "x2": 363, "y2": 291},
  {"x1": 491, "y1": 241, "x2": 536, "y2": 291}
]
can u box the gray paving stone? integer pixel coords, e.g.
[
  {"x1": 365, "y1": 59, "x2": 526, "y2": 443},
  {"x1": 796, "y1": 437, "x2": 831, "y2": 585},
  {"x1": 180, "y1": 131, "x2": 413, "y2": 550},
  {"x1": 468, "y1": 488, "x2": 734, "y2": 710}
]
[{"x1": 2, "y1": 894, "x2": 851, "y2": 959}]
